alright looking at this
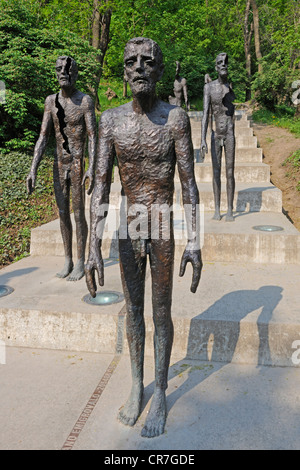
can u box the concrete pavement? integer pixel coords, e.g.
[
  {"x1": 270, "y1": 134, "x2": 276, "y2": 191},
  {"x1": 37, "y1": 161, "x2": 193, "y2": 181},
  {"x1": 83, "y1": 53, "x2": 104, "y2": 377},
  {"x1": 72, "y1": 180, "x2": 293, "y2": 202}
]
[{"x1": 0, "y1": 346, "x2": 300, "y2": 450}]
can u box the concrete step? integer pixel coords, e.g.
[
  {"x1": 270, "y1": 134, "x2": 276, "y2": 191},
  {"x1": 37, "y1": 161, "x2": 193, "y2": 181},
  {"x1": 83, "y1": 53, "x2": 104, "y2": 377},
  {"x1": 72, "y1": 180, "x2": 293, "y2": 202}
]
[
  {"x1": 1, "y1": 255, "x2": 300, "y2": 367},
  {"x1": 192, "y1": 135, "x2": 258, "y2": 150},
  {"x1": 93, "y1": 181, "x2": 282, "y2": 213},
  {"x1": 188, "y1": 110, "x2": 249, "y2": 121},
  {"x1": 191, "y1": 125, "x2": 254, "y2": 137},
  {"x1": 114, "y1": 161, "x2": 270, "y2": 184},
  {"x1": 175, "y1": 162, "x2": 270, "y2": 183},
  {"x1": 194, "y1": 147, "x2": 263, "y2": 163},
  {"x1": 30, "y1": 211, "x2": 300, "y2": 264},
  {"x1": 194, "y1": 148, "x2": 263, "y2": 163}
]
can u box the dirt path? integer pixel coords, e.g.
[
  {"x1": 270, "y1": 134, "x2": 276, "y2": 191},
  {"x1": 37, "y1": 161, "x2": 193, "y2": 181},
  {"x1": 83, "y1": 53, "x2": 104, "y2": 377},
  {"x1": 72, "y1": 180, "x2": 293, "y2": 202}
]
[{"x1": 252, "y1": 122, "x2": 300, "y2": 231}]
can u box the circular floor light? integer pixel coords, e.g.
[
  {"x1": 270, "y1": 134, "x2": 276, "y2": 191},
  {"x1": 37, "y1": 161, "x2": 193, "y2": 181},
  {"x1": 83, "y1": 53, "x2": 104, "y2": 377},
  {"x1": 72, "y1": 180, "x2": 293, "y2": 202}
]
[
  {"x1": 0, "y1": 285, "x2": 14, "y2": 298},
  {"x1": 252, "y1": 225, "x2": 284, "y2": 232},
  {"x1": 83, "y1": 290, "x2": 124, "y2": 306}
]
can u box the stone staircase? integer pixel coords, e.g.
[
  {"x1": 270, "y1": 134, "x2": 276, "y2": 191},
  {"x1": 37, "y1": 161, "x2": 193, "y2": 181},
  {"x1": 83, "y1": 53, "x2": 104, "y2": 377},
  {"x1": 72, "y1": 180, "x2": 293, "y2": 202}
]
[
  {"x1": 30, "y1": 111, "x2": 300, "y2": 264},
  {"x1": 1, "y1": 109, "x2": 300, "y2": 367}
]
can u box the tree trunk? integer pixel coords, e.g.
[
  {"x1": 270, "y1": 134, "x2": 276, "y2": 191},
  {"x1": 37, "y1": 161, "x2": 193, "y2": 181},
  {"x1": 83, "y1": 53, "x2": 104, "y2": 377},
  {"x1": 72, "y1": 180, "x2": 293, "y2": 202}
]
[
  {"x1": 244, "y1": 0, "x2": 253, "y2": 101},
  {"x1": 92, "y1": 0, "x2": 112, "y2": 110},
  {"x1": 123, "y1": 76, "x2": 128, "y2": 98},
  {"x1": 250, "y1": 0, "x2": 262, "y2": 72}
]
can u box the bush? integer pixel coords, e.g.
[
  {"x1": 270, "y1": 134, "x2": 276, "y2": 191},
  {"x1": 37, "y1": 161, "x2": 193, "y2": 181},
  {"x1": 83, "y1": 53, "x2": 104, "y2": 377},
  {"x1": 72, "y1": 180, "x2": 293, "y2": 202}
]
[
  {"x1": 252, "y1": 54, "x2": 299, "y2": 111},
  {"x1": 0, "y1": 150, "x2": 58, "y2": 266},
  {"x1": 0, "y1": 0, "x2": 98, "y2": 152}
]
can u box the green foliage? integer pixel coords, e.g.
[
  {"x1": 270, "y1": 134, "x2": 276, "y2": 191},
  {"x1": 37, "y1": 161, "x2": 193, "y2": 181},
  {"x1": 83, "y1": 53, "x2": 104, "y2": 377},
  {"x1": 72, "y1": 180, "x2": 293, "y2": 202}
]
[
  {"x1": 0, "y1": 150, "x2": 57, "y2": 266},
  {"x1": 98, "y1": 78, "x2": 132, "y2": 112},
  {"x1": 0, "y1": 0, "x2": 98, "y2": 151},
  {"x1": 252, "y1": 105, "x2": 300, "y2": 137},
  {"x1": 0, "y1": 0, "x2": 299, "y2": 133},
  {"x1": 285, "y1": 149, "x2": 300, "y2": 168},
  {"x1": 102, "y1": 0, "x2": 250, "y2": 104},
  {"x1": 252, "y1": 0, "x2": 300, "y2": 109}
]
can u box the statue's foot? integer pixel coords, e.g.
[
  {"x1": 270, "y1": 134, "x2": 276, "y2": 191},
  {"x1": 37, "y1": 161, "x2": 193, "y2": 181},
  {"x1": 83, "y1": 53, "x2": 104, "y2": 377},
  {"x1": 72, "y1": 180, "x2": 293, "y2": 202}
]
[
  {"x1": 67, "y1": 259, "x2": 85, "y2": 281},
  {"x1": 56, "y1": 259, "x2": 74, "y2": 279},
  {"x1": 212, "y1": 212, "x2": 221, "y2": 221},
  {"x1": 118, "y1": 383, "x2": 144, "y2": 427},
  {"x1": 225, "y1": 213, "x2": 235, "y2": 222},
  {"x1": 141, "y1": 388, "x2": 167, "y2": 438}
]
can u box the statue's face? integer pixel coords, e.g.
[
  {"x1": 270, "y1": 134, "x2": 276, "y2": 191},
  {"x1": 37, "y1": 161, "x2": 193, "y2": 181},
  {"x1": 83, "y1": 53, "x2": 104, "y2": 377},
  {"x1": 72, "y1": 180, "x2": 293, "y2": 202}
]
[
  {"x1": 55, "y1": 57, "x2": 77, "y2": 88},
  {"x1": 215, "y1": 53, "x2": 228, "y2": 78},
  {"x1": 124, "y1": 41, "x2": 164, "y2": 97}
]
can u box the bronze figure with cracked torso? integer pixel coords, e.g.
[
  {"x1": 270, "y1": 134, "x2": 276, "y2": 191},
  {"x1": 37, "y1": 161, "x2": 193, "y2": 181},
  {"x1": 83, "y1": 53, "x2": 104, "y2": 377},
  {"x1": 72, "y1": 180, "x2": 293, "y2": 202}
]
[
  {"x1": 27, "y1": 56, "x2": 97, "y2": 281},
  {"x1": 85, "y1": 38, "x2": 202, "y2": 438}
]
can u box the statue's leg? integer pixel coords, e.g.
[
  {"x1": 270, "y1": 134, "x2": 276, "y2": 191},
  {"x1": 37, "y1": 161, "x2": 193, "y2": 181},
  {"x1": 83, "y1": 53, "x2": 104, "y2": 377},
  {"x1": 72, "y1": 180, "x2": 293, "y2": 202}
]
[
  {"x1": 67, "y1": 166, "x2": 88, "y2": 281},
  {"x1": 118, "y1": 237, "x2": 147, "y2": 427},
  {"x1": 224, "y1": 135, "x2": 235, "y2": 221},
  {"x1": 141, "y1": 237, "x2": 174, "y2": 438},
  {"x1": 53, "y1": 165, "x2": 73, "y2": 278},
  {"x1": 211, "y1": 133, "x2": 222, "y2": 220}
]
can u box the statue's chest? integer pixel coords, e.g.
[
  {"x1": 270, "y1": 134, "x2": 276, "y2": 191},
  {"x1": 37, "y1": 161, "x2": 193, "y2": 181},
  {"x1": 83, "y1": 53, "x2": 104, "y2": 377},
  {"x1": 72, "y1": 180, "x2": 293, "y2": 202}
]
[
  {"x1": 114, "y1": 116, "x2": 173, "y2": 159},
  {"x1": 52, "y1": 98, "x2": 84, "y2": 128}
]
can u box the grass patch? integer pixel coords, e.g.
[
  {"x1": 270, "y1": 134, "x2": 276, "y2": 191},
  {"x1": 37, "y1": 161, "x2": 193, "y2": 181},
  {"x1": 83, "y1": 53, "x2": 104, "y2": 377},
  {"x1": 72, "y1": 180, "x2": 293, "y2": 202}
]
[
  {"x1": 283, "y1": 149, "x2": 300, "y2": 192},
  {"x1": 252, "y1": 105, "x2": 300, "y2": 137},
  {"x1": 98, "y1": 77, "x2": 132, "y2": 112},
  {"x1": 285, "y1": 149, "x2": 300, "y2": 168},
  {"x1": 0, "y1": 151, "x2": 58, "y2": 267}
]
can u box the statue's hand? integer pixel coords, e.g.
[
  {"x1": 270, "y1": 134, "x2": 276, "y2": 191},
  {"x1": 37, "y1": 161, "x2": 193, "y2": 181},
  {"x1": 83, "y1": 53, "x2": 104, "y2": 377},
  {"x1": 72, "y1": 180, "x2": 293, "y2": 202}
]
[
  {"x1": 200, "y1": 141, "x2": 208, "y2": 161},
  {"x1": 82, "y1": 168, "x2": 94, "y2": 195},
  {"x1": 179, "y1": 247, "x2": 202, "y2": 293},
  {"x1": 26, "y1": 171, "x2": 36, "y2": 195},
  {"x1": 85, "y1": 248, "x2": 104, "y2": 298}
]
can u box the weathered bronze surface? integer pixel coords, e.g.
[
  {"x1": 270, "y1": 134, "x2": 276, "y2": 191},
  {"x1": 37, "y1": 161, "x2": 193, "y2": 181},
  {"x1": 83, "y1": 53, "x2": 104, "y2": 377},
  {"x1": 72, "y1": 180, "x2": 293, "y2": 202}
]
[
  {"x1": 169, "y1": 61, "x2": 190, "y2": 111},
  {"x1": 85, "y1": 38, "x2": 202, "y2": 437},
  {"x1": 201, "y1": 53, "x2": 236, "y2": 221},
  {"x1": 27, "y1": 56, "x2": 97, "y2": 280}
]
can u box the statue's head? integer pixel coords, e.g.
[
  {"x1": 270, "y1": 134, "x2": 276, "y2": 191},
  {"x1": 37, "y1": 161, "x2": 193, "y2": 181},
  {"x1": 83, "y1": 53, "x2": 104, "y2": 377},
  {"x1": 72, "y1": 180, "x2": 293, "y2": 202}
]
[
  {"x1": 175, "y1": 61, "x2": 181, "y2": 75},
  {"x1": 55, "y1": 56, "x2": 78, "y2": 88},
  {"x1": 124, "y1": 37, "x2": 164, "y2": 97},
  {"x1": 215, "y1": 52, "x2": 228, "y2": 78}
]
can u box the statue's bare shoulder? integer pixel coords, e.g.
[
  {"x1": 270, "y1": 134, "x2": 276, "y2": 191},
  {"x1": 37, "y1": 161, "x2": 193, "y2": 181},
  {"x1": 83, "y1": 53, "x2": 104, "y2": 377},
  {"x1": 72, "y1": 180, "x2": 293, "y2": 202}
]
[
  {"x1": 167, "y1": 102, "x2": 191, "y2": 139},
  {"x1": 81, "y1": 92, "x2": 95, "y2": 110},
  {"x1": 44, "y1": 93, "x2": 56, "y2": 108},
  {"x1": 99, "y1": 102, "x2": 132, "y2": 130}
]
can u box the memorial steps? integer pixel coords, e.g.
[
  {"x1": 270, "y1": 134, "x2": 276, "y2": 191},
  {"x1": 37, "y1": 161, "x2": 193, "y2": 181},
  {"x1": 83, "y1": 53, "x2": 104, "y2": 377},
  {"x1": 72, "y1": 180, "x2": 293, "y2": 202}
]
[
  {"x1": 1, "y1": 110, "x2": 300, "y2": 367},
  {"x1": 29, "y1": 111, "x2": 299, "y2": 265}
]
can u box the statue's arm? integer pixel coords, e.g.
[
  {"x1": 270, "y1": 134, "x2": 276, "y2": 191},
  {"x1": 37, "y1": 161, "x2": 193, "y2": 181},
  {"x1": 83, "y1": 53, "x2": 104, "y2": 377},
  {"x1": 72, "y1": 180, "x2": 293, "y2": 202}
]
[
  {"x1": 82, "y1": 95, "x2": 97, "y2": 195},
  {"x1": 27, "y1": 96, "x2": 53, "y2": 194},
  {"x1": 174, "y1": 109, "x2": 203, "y2": 292},
  {"x1": 182, "y1": 79, "x2": 189, "y2": 111},
  {"x1": 85, "y1": 111, "x2": 115, "y2": 297},
  {"x1": 201, "y1": 83, "x2": 210, "y2": 156}
]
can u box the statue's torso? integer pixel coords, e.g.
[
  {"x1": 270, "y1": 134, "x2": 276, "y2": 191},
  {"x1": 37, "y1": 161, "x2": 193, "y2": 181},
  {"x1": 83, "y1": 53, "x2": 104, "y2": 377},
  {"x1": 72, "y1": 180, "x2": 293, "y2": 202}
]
[
  {"x1": 111, "y1": 102, "x2": 177, "y2": 208},
  {"x1": 209, "y1": 80, "x2": 235, "y2": 139},
  {"x1": 48, "y1": 91, "x2": 89, "y2": 163}
]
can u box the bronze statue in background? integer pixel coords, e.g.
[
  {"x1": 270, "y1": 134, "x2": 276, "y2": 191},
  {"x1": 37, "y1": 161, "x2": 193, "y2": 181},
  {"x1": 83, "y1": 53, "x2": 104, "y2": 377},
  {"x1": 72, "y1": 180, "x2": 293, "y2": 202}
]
[
  {"x1": 85, "y1": 38, "x2": 202, "y2": 438},
  {"x1": 27, "y1": 56, "x2": 97, "y2": 280},
  {"x1": 201, "y1": 53, "x2": 236, "y2": 221},
  {"x1": 169, "y1": 61, "x2": 190, "y2": 111}
]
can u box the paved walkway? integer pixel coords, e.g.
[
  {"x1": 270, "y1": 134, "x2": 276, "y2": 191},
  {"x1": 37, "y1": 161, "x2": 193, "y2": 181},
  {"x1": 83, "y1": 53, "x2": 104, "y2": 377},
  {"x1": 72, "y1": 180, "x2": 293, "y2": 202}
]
[{"x1": 0, "y1": 346, "x2": 300, "y2": 450}]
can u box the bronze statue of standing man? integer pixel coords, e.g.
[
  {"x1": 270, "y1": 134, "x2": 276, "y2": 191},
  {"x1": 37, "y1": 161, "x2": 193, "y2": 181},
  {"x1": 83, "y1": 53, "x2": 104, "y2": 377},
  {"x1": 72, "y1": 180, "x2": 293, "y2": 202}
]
[
  {"x1": 201, "y1": 52, "x2": 236, "y2": 221},
  {"x1": 169, "y1": 61, "x2": 190, "y2": 111},
  {"x1": 85, "y1": 38, "x2": 202, "y2": 438},
  {"x1": 27, "y1": 56, "x2": 97, "y2": 280}
]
